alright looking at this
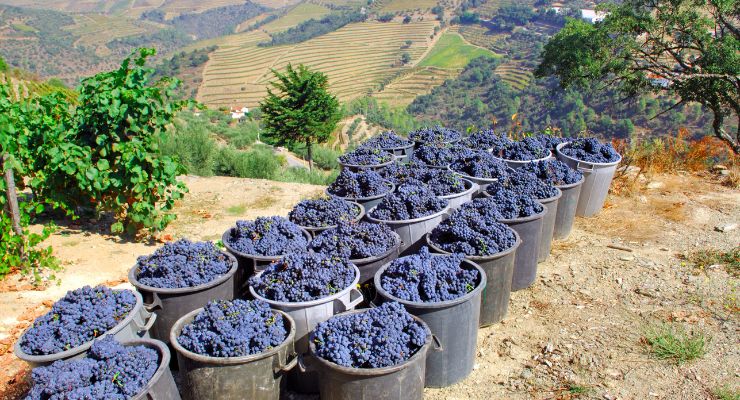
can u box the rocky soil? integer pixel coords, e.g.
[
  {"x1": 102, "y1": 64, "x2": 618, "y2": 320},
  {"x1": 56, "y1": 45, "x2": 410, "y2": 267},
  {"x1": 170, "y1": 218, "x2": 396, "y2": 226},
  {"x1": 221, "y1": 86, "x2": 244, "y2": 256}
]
[{"x1": 1, "y1": 172, "x2": 737, "y2": 399}]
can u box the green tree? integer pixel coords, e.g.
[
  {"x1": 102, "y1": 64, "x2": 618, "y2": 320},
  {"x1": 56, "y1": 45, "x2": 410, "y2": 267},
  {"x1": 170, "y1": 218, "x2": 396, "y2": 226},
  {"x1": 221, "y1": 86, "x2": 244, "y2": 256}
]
[
  {"x1": 260, "y1": 64, "x2": 340, "y2": 170},
  {"x1": 536, "y1": 0, "x2": 740, "y2": 153},
  {"x1": 0, "y1": 56, "x2": 8, "y2": 72}
]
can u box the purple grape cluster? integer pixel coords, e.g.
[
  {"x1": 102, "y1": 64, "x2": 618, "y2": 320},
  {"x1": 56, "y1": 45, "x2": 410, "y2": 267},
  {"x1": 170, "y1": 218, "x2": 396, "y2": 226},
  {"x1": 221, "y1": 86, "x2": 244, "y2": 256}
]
[
  {"x1": 249, "y1": 252, "x2": 356, "y2": 302},
  {"x1": 312, "y1": 301, "x2": 427, "y2": 368},
  {"x1": 424, "y1": 168, "x2": 468, "y2": 196},
  {"x1": 289, "y1": 198, "x2": 360, "y2": 228},
  {"x1": 369, "y1": 183, "x2": 448, "y2": 221},
  {"x1": 225, "y1": 216, "x2": 308, "y2": 257},
  {"x1": 429, "y1": 208, "x2": 517, "y2": 256},
  {"x1": 19, "y1": 286, "x2": 137, "y2": 356},
  {"x1": 450, "y1": 150, "x2": 509, "y2": 179},
  {"x1": 339, "y1": 147, "x2": 393, "y2": 166},
  {"x1": 560, "y1": 137, "x2": 620, "y2": 163},
  {"x1": 534, "y1": 133, "x2": 569, "y2": 150},
  {"x1": 520, "y1": 159, "x2": 583, "y2": 186},
  {"x1": 409, "y1": 126, "x2": 462, "y2": 144},
  {"x1": 483, "y1": 184, "x2": 544, "y2": 219},
  {"x1": 379, "y1": 161, "x2": 429, "y2": 186},
  {"x1": 361, "y1": 131, "x2": 413, "y2": 149},
  {"x1": 500, "y1": 137, "x2": 550, "y2": 161},
  {"x1": 309, "y1": 221, "x2": 397, "y2": 260},
  {"x1": 135, "y1": 239, "x2": 231, "y2": 289},
  {"x1": 177, "y1": 299, "x2": 287, "y2": 357},
  {"x1": 380, "y1": 247, "x2": 479, "y2": 302},
  {"x1": 461, "y1": 129, "x2": 512, "y2": 152},
  {"x1": 327, "y1": 168, "x2": 391, "y2": 198},
  {"x1": 413, "y1": 143, "x2": 454, "y2": 167},
  {"x1": 491, "y1": 169, "x2": 560, "y2": 200},
  {"x1": 24, "y1": 336, "x2": 158, "y2": 400}
]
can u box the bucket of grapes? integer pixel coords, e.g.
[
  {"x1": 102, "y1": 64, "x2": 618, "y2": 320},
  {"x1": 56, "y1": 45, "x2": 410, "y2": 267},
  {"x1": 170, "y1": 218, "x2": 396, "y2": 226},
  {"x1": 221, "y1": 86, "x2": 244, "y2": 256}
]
[
  {"x1": 360, "y1": 131, "x2": 415, "y2": 163},
  {"x1": 409, "y1": 126, "x2": 462, "y2": 148},
  {"x1": 128, "y1": 239, "x2": 239, "y2": 345},
  {"x1": 15, "y1": 285, "x2": 153, "y2": 368},
  {"x1": 170, "y1": 299, "x2": 297, "y2": 400},
  {"x1": 426, "y1": 206, "x2": 521, "y2": 326},
  {"x1": 449, "y1": 149, "x2": 510, "y2": 190},
  {"x1": 325, "y1": 168, "x2": 395, "y2": 212},
  {"x1": 288, "y1": 198, "x2": 364, "y2": 238},
  {"x1": 374, "y1": 248, "x2": 486, "y2": 388},
  {"x1": 366, "y1": 183, "x2": 450, "y2": 255},
  {"x1": 337, "y1": 147, "x2": 395, "y2": 171},
  {"x1": 307, "y1": 302, "x2": 433, "y2": 399},
  {"x1": 494, "y1": 136, "x2": 553, "y2": 169},
  {"x1": 23, "y1": 336, "x2": 180, "y2": 400}
]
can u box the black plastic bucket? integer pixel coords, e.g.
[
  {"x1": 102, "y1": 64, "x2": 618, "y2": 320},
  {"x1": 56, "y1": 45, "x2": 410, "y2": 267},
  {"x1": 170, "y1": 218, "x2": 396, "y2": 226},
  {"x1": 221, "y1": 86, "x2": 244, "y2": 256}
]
[
  {"x1": 296, "y1": 201, "x2": 364, "y2": 238},
  {"x1": 383, "y1": 142, "x2": 415, "y2": 163},
  {"x1": 352, "y1": 231, "x2": 402, "y2": 284},
  {"x1": 170, "y1": 308, "x2": 297, "y2": 400},
  {"x1": 498, "y1": 206, "x2": 546, "y2": 291},
  {"x1": 222, "y1": 227, "x2": 312, "y2": 296},
  {"x1": 537, "y1": 188, "x2": 562, "y2": 263},
  {"x1": 553, "y1": 177, "x2": 584, "y2": 240},
  {"x1": 374, "y1": 259, "x2": 486, "y2": 388},
  {"x1": 325, "y1": 181, "x2": 395, "y2": 215},
  {"x1": 130, "y1": 338, "x2": 181, "y2": 400},
  {"x1": 366, "y1": 204, "x2": 450, "y2": 256},
  {"x1": 426, "y1": 232, "x2": 521, "y2": 327},
  {"x1": 307, "y1": 310, "x2": 432, "y2": 399},
  {"x1": 128, "y1": 253, "x2": 238, "y2": 346},
  {"x1": 14, "y1": 290, "x2": 154, "y2": 369},
  {"x1": 556, "y1": 142, "x2": 622, "y2": 217}
]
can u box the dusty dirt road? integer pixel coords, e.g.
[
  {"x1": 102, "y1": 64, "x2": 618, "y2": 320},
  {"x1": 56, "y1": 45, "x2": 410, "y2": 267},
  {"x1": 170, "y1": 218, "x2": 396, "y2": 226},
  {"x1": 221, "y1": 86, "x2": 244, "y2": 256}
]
[{"x1": 1, "y1": 173, "x2": 737, "y2": 399}]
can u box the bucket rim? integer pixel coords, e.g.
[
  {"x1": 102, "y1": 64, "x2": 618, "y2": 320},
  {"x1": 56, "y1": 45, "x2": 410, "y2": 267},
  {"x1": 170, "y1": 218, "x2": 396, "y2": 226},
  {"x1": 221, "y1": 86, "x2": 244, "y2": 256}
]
[
  {"x1": 365, "y1": 203, "x2": 451, "y2": 225},
  {"x1": 129, "y1": 251, "x2": 239, "y2": 294},
  {"x1": 338, "y1": 154, "x2": 396, "y2": 170},
  {"x1": 438, "y1": 178, "x2": 476, "y2": 200},
  {"x1": 494, "y1": 200, "x2": 547, "y2": 224},
  {"x1": 325, "y1": 180, "x2": 395, "y2": 202},
  {"x1": 249, "y1": 264, "x2": 361, "y2": 307},
  {"x1": 554, "y1": 174, "x2": 585, "y2": 190},
  {"x1": 15, "y1": 290, "x2": 145, "y2": 363},
  {"x1": 307, "y1": 310, "x2": 432, "y2": 375},
  {"x1": 425, "y1": 229, "x2": 521, "y2": 261},
  {"x1": 373, "y1": 258, "x2": 487, "y2": 309},
  {"x1": 555, "y1": 142, "x2": 623, "y2": 167},
  {"x1": 221, "y1": 226, "x2": 312, "y2": 261},
  {"x1": 169, "y1": 308, "x2": 297, "y2": 365},
  {"x1": 294, "y1": 201, "x2": 365, "y2": 233},
  {"x1": 348, "y1": 231, "x2": 402, "y2": 264},
  {"x1": 448, "y1": 165, "x2": 508, "y2": 183},
  {"x1": 537, "y1": 186, "x2": 562, "y2": 204},
  {"x1": 379, "y1": 141, "x2": 414, "y2": 152},
  {"x1": 128, "y1": 338, "x2": 172, "y2": 400}
]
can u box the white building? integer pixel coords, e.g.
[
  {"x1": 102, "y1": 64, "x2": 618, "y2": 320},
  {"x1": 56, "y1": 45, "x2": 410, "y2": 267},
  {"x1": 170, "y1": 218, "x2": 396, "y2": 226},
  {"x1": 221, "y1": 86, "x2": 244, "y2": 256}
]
[
  {"x1": 581, "y1": 9, "x2": 607, "y2": 23},
  {"x1": 230, "y1": 106, "x2": 249, "y2": 120}
]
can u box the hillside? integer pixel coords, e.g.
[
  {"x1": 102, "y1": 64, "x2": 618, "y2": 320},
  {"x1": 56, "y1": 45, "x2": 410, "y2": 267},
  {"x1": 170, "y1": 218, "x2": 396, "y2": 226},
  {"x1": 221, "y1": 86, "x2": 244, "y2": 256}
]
[{"x1": 0, "y1": 172, "x2": 738, "y2": 399}]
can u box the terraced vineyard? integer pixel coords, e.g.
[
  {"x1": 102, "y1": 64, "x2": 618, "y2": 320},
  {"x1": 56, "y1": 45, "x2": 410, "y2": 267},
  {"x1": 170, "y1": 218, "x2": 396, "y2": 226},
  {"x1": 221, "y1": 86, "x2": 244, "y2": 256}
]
[
  {"x1": 197, "y1": 20, "x2": 437, "y2": 108},
  {"x1": 258, "y1": 2, "x2": 330, "y2": 33},
  {"x1": 63, "y1": 13, "x2": 155, "y2": 56},
  {"x1": 1, "y1": 72, "x2": 76, "y2": 101},
  {"x1": 373, "y1": 66, "x2": 461, "y2": 106},
  {"x1": 376, "y1": 0, "x2": 438, "y2": 12},
  {"x1": 450, "y1": 25, "x2": 507, "y2": 54},
  {"x1": 494, "y1": 60, "x2": 532, "y2": 90},
  {"x1": 472, "y1": 0, "x2": 536, "y2": 18}
]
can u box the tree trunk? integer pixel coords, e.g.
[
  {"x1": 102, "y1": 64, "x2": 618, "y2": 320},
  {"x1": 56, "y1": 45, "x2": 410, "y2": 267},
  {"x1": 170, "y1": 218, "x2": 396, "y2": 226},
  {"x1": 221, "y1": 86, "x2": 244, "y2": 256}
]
[
  {"x1": 306, "y1": 140, "x2": 313, "y2": 171},
  {"x1": 2, "y1": 153, "x2": 24, "y2": 241},
  {"x1": 711, "y1": 108, "x2": 740, "y2": 155}
]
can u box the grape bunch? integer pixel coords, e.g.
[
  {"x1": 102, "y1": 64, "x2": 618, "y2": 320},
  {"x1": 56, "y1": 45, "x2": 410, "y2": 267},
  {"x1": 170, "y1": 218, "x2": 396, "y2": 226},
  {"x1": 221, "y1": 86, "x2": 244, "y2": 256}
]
[
  {"x1": 327, "y1": 168, "x2": 391, "y2": 198},
  {"x1": 24, "y1": 336, "x2": 158, "y2": 400},
  {"x1": 520, "y1": 159, "x2": 583, "y2": 186},
  {"x1": 482, "y1": 184, "x2": 544, "y2": 219},
  {"x1": 460, "y1": 129, "x2": 512, "y2": 153},
  {"x1": 20, "y1": 286, "x2": 137, "y2": 356},
  {"x1": 369, "y1": 183, "x2": 448, "y2": 220},
  {"x1": 225, "y1": 216, "x2": 308, "y2": 257},
  {"x1": 309, "y1": 221, "x2": 397, "y2": 260},
  {"x1": 379, "y1": 161, "x2": 429, "y2": 186},
  {"x1": 177, "y1": 299, "x2": 287, "y2": 358},
  {"x1": 249, "y1": 252, "x2": 356, "y2": 302},
  {"x1": 424, "y1": 168, "x2": 468, "y2": 196},
  {"x1": 450, "y1": 149, "x2": 509, "y2": 179},
  {"x1": 380, "y1": 247, "x2": 479, "y2": 302},
  {"x1": 499, "y1": 137, "x2": 550, "y2": 161},
  {"x1": 533, "y1": 133, "x2": 569, "y2": 151},
  {"x1": 361, "y1": 131, "x2": 413, "y2": 149},
  {"x1": 339, "y1": 147, "x2": 393, "y2": 166},
  {"x1": 412, "y1": 143, "x2": 455, "y2": 167},
  {"x1": 491, "y1": 169, "x2": 560, "y2": 200},
  {"x1": 409, "y1": 125, "x2": 462, "y2": 144},
  {"x1": 135, "y1": 239, "x2": 232, "y2": 289},
  {"x1": 429, "y1": 208, "x2": 517, "y2": 256},
  {"x1": 289, "y1": 198, "x2": 360, "y2": 228},
  {"x1": 560, "y1": 137, "x2": 620, "y2": 163},
  {"x1": 312, "y1": 301, "x2": 427, "y2": 368}
]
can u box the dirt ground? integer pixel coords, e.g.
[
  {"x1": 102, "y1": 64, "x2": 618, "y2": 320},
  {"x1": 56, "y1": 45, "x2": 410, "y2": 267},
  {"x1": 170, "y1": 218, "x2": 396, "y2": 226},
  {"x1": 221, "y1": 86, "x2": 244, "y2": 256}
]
[{"x1": 1, "y1": 172, "x2": 738, "y2": 399}]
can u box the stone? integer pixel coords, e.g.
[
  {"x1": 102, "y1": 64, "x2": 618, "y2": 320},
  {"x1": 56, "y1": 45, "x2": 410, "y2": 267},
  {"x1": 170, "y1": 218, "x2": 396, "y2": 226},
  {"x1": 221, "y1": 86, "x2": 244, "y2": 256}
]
[
  {"x1": 646, "y1": 181, "x2": 664, "y2": 189},
  {"x1": 520, "y1": 368, "x2": 534, "y2": 379},
  {"x1": 715, "y1": 223, "x2": 738, "y2": 232},
  {"x1": 619, "y1": 255, "x2": 635, "y2": 261}
]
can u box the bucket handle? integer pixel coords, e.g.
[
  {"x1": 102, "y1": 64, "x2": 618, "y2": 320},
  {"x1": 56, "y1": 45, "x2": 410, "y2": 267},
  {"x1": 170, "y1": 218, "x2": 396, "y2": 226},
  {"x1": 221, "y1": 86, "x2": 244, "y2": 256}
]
[
  {"x1": 576, "y1": 161, "x2": 595, "y2": 172},
  {"x1": 274, "y1": 353, "x2": 299, "y2": 374},
  {"x1": 143, "y1": 292, "x2": 163, "y2": 313},
  {"x1": 135, "y1": 312, "x2": 157, "y2": 336},
  {"x1": 296, "y1": 353, "x2": 314, "y2": 373},
  {"x1": 432, "y1": 335, "x2": 444, "y2": 352},
  {"x1": 334, "y1": 287, "x2": 363, "y2": 312}
]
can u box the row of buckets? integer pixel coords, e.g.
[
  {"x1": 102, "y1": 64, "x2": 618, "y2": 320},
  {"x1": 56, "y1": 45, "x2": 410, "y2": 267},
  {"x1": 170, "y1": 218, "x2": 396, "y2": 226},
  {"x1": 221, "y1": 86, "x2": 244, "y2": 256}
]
[{"x1": 13, "y1": 138, "x2": 621, "y2": 400}]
